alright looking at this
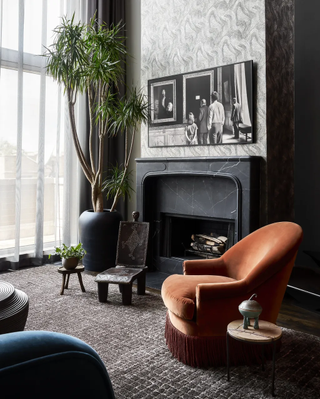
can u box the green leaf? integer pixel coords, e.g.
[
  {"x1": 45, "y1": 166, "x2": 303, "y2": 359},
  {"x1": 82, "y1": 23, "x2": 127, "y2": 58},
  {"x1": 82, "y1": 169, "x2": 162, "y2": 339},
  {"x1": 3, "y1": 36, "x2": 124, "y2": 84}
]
[
  {"x1": 43, "y1": 13, "x2": 150, "y2": 212},
  {"x1": 108, "y1": 88, "x2": 150, "y2": 137},
  {"x1": 102, "y1": 164, "x2": 134, "y2": 200},
  {"x1": 50, "y1": 243, "x2": 87, "y2": 260}
]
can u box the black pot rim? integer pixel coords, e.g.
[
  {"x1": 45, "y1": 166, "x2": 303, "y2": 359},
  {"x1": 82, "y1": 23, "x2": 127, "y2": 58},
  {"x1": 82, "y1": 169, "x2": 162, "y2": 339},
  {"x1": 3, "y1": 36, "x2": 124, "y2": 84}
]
[{"x1": 84, "y1": 209, "x2": 119, "y2": 213}]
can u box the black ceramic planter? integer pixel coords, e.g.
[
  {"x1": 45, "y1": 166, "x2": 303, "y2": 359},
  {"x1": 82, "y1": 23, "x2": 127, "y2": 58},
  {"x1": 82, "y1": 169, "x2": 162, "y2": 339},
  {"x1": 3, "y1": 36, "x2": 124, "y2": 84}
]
[{"x1": 79, "y1": 209, "x2": 122, "y2": 273}]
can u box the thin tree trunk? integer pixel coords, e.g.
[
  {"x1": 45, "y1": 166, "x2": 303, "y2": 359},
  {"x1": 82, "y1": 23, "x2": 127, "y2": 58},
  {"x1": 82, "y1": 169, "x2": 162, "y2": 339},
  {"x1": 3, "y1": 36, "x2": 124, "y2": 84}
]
[
  {"x1": 91, "y1": 180, "x2": 104, "y2": 212},
  {"x1": 67, "y1": 90, "x2": 93, "y2": 183},
  {"x1": 110, "y1": 127, "x2": 135, "y2": 212},
  {"x1": 88, "y1": 86, "x2": 96, "y2": 175}
]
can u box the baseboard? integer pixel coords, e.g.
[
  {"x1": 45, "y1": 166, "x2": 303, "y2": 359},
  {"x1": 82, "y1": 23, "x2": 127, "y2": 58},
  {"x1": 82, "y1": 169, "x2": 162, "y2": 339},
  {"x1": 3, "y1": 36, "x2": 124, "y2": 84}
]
[{"x1": 286, "y1": 284, "x2": 320, "y2": 312}]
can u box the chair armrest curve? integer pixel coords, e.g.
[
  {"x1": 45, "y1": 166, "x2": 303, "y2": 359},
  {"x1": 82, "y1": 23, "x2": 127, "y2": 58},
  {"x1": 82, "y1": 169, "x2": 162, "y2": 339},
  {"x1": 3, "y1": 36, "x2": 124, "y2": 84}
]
[
  {"x1": 183, "y1": 257, "x2": 227, "y2": 276},
  {"x1": 196, "y1": 279, "x2": 247, "y2": 301}
]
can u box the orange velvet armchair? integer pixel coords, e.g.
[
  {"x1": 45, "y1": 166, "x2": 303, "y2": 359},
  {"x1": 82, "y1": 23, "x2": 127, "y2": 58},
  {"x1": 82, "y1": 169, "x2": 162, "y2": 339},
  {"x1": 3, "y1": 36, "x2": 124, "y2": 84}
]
[{"x1": 161, "y1": 222, "x2": 303, "y2": 368}]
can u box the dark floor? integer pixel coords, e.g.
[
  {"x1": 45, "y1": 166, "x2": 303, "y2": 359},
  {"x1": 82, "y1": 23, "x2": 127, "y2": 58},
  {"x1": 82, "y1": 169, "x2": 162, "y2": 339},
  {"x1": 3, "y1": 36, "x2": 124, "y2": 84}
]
[
  {"x1": 146, "y1": 271, "x2": 320, "y2": 338},
  {"x1": 277, "y1": 294, "x2": 320, "y2": 337},
  {"x1": 146, "y1": 271, "x2": 169, "y2": 291}
]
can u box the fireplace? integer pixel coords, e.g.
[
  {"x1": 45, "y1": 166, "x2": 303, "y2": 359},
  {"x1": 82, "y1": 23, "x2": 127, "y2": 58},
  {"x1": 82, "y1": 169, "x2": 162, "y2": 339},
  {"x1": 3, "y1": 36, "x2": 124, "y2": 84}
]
[
  {"x1": 136, "y1": 157, "x2": 261, "y2": 274},
  {"x1": 161, "y1": 213, "x2": 234, "y2": 259}
]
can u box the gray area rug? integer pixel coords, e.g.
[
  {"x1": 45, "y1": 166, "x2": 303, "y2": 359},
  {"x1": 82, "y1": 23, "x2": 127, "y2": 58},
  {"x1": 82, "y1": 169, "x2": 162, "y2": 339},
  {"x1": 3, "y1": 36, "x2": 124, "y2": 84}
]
[{"x1": 2, "y1": 265, "x2": 320, "y2": 399}]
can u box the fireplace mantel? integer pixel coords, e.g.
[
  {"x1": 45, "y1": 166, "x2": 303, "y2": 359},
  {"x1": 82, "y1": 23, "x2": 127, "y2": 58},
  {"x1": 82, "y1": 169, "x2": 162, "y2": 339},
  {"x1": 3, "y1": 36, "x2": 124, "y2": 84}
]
[{"x1": 136, "y1": 156, "x2": 261, "y2": 272}]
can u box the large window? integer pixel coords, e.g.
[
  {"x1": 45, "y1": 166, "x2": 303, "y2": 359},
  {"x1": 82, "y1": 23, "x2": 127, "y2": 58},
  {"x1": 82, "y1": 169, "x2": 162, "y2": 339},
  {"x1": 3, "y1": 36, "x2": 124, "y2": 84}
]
[{"x1": 0, "y1": 0, "x2": 87, "y2": 264}]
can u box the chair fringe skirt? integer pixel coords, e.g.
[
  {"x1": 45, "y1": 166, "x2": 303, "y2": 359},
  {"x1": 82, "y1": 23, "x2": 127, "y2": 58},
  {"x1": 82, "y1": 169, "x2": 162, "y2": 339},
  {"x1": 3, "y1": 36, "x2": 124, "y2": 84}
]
[{"x1": 165, "y1": 312, "x2": 281, "y2": 368}]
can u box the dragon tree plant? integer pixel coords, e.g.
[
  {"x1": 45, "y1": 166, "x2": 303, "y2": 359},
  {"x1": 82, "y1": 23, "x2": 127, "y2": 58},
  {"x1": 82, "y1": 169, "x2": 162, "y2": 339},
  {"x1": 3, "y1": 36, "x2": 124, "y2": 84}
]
[{"x1": 44, "y1": 15, "x2": 149, "y2": 212}]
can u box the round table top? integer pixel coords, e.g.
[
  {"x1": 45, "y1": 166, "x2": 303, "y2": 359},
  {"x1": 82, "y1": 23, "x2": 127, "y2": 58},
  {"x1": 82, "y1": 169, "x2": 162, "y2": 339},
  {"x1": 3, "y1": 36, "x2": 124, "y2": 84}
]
[
  {"x1": 0, "y1": 281, "x2": 15, "y2": 302},
  {"x1": 58, "y1": 265, "x2": 85, "y2": 274},
  {"x1": 227, "y1": 320, "x2": 282, "y2": 343}
]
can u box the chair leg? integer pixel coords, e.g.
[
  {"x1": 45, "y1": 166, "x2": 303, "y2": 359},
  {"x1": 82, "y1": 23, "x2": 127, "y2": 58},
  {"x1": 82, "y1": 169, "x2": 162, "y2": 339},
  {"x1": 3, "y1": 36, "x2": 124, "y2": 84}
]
[
  {"x1": 97, "y1": 283, "x2": 108, "y2": 303},
  {"x1": 137, "y1": 272, "x2": 146, "y2": 295},
  {"x1": 121, "y1": 284, "x2": 132, "y2": 305},
  {"x1": 77, "y1": 272, "x2": 86, "y2": 292},
  {"x1": 60, "y1": 274, "x2": 66, "y2": 295},
  {"x1": 65, "y1": 273, "x2": 70, "y2": 289}
]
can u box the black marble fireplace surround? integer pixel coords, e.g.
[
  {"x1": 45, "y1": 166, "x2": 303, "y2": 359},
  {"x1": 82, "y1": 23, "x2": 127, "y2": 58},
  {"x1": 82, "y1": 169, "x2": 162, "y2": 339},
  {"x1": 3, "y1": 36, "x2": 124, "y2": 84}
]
[{"x1": 136, "y1": 157, "x2": 261, "y2": 275}]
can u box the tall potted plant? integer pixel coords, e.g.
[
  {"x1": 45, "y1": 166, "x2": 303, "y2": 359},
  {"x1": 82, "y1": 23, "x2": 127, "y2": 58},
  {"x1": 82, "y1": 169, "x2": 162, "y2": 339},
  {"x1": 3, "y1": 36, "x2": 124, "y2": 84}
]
[{"x1": 44, "y1": 15, "x2": 149, "y2": 272}]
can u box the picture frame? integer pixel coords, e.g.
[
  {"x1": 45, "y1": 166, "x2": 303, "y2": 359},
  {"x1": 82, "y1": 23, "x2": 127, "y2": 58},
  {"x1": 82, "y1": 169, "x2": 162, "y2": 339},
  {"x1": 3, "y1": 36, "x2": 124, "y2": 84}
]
[
  {"x1": 148, "y1": 60, "x2": 254, "y2": 148},
  {"x1": 150, "y1": 79, "x2": 177, "y2": 124},
  {"x1": 182, "y1": 70, "x2": 213, "y2": 124}
]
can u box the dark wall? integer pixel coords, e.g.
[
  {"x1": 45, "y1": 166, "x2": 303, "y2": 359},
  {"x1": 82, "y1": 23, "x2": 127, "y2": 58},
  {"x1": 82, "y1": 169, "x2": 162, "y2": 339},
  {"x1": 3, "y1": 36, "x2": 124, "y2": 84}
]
[
  {"x1": 295, "y1": 0, "x2": 320, "y2": 269},
  {"x1": 265, "y1": 0, "x2": 295, "y2": 224}
]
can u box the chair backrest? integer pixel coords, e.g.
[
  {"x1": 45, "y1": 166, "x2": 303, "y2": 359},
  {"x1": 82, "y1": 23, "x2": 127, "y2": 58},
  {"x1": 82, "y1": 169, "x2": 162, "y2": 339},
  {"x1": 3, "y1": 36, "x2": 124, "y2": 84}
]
[
  {"x1": 116, "y1": 221, "x2": 149, "y2": 268},
  {"x1": 223, "y1": 221, "x2": 303, "y2": 283},
  {"x1": 0, "y1": 331, "x2": 115, "y2": 398}
]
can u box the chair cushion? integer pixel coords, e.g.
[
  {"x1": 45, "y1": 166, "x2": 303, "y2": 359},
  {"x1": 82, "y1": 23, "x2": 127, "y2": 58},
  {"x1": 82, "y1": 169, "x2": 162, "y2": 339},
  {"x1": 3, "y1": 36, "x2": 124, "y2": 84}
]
[{"x1": 161, "y1": 274, "x2": 236, "y2": 321}]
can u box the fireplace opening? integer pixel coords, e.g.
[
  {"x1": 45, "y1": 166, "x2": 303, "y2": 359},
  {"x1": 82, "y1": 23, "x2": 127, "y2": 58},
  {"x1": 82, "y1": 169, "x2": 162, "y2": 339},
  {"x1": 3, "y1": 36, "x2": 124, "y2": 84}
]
[{"x1": 161, "y1": 213, "x2": 235, "y2": 260}]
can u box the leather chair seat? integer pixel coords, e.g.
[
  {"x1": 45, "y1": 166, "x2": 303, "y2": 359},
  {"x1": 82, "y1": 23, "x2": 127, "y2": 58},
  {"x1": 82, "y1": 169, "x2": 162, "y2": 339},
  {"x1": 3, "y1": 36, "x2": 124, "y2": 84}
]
[{"x1": 162, "y1": 274, "x2": 236, "y2": 321}]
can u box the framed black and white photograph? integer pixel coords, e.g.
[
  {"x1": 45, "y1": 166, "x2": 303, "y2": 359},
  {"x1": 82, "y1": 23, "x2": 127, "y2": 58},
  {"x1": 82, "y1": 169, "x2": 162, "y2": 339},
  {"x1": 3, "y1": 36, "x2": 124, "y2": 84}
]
[
  {"x1": 148, "y1": 60, "x2": 253, "y2": 147},
  {"x1": 183, "y1": 71, "x2": 213, "y2": 124},
  {"x1": 150, "y1": 79, "x2": 177, "y2": 124}
]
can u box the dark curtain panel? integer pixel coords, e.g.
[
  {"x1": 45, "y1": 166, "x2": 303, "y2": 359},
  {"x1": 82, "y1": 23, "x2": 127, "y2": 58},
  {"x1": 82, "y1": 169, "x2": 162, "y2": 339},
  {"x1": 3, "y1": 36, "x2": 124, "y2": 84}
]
[
  {"x1": 80, "y1": 0, "x2": 126, "y2": 218},
  {"x1": 89, "y1": 0, "x2": 125, "y2": 26}
]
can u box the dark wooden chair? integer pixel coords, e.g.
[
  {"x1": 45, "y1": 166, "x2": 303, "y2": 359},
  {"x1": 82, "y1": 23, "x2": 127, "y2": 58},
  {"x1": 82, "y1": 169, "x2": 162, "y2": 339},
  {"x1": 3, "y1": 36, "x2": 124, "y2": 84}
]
[
  {"x1": 238, "y1": 123, "x2": 252, "y2": 141},
  {"x1": 95, "y1": 212, "x2": 149, "y2": 305}
]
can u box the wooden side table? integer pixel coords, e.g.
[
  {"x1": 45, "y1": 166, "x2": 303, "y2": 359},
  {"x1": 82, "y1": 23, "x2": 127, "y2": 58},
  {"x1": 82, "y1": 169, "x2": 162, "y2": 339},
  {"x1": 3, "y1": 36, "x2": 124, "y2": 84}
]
[
  {"x1": 226, "y1": 320, "x2": 282, "y2": 397},
  {"x1": 58, "y1": 265, "x2": 86, "y2": 295}
]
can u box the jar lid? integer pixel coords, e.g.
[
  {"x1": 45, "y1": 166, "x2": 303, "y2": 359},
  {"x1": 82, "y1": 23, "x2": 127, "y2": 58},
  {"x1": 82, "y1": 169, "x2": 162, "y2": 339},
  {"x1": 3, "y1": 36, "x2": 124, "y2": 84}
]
[{"x1": 239, "y1": 293, "x2": 262, "y2": 312}]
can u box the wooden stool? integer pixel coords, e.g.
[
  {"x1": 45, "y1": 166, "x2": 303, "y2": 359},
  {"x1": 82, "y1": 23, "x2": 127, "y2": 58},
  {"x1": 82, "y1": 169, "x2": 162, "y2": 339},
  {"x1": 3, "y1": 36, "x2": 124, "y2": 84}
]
[
  {"x1": 95, "y1": 267, "x2": 146, "y2": 305},
  {"x1": 58, "y1": 265, "x2": 86, "y2": 295},
  {"x1": 226, "y1": 319, "x2": 282, "y2": 397}
]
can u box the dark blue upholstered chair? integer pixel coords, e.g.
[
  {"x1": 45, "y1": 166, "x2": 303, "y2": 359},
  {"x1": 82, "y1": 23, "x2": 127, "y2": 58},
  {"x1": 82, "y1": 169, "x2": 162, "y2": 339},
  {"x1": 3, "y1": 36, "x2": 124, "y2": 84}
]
[{"x1": 0, "y1": 330, "x2": 115, "y2": 398}]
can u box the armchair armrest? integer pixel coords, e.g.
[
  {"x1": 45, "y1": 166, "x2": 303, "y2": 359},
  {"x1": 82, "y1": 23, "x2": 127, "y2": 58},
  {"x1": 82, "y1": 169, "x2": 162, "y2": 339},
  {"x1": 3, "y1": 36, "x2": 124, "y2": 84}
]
[
  {"x1": 196, "y1": 279, "x2": 247, "y2": 301},
  {"x1": 195, "y1": 280, "x2": 249, "y2": 335},
  {"x1": 183, "y1": 257, "x2": 227, "y2": 276}
]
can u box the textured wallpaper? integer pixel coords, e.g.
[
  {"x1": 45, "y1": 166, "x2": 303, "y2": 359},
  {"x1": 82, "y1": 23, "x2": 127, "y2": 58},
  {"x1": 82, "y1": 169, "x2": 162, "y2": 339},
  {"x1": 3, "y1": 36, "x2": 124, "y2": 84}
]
[{"x1": 141, "y1": 0, "x2": 266, "y2": 159}]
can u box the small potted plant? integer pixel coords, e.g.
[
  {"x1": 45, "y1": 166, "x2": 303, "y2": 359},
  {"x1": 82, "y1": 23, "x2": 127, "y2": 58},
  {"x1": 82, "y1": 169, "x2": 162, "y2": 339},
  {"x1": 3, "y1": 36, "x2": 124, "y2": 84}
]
[{"x1": 49, "y1": 243, "x2": 87, "y2": 270}]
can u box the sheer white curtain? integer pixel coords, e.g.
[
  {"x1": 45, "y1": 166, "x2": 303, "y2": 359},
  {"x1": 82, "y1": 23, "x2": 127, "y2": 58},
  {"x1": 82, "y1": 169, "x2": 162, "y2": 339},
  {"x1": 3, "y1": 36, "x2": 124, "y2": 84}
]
[
  {"x1": 0, "y1": 0, "x2": 88, "y2": 269},
  {"x1": 234, "y1": 62, "x2": 251, "y2": 127}
]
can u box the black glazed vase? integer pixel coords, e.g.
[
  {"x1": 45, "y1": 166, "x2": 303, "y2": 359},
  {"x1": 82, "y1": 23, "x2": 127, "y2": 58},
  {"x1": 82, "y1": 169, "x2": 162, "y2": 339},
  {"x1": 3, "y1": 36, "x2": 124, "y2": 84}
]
[{"x1": 79, "y1": 209, "x2": 122, "y2": 273}]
